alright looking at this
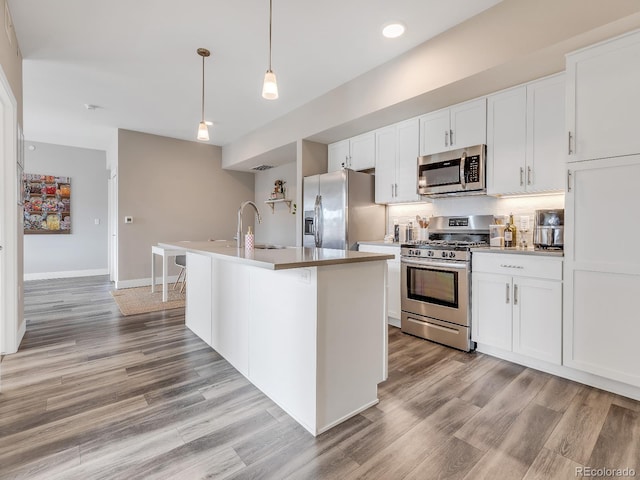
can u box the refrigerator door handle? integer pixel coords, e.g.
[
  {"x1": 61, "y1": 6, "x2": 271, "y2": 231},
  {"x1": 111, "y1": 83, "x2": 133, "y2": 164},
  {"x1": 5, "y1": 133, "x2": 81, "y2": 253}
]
[{"x1": 314, "y1": 195, "x2": 322, "y2": 247}]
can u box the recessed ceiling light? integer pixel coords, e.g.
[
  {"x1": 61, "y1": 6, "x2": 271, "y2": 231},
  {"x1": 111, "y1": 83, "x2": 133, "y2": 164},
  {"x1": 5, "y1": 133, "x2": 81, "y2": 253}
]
[{"x1": 382, "y1": 22, "x2": 406, "y2": 39}]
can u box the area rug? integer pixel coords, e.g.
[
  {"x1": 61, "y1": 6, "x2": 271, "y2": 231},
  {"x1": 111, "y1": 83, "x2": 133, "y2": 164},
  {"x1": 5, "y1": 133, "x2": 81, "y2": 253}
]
[{"x1": 110, "y1": 286, "x2": 185, "y2": 316}]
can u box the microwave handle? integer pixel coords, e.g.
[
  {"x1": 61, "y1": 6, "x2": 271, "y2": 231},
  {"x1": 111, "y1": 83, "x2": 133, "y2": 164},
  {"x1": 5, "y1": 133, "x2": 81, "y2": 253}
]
[{"x1": 460, "y1": 151, "x2": 467, "y2": 189}]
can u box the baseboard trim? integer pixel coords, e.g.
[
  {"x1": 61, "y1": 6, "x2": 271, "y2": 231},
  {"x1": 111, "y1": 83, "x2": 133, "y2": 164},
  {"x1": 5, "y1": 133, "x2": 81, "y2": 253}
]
[
  {"x1": 24, "y1": 268, "x2": 109, "y2": 281},
  {"x1": 115, "y1": 276, "x2": 179, "y2": 290}
]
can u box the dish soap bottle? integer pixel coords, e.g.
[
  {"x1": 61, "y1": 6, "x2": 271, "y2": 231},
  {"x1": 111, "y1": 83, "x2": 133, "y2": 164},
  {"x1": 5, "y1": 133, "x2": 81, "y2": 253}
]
[
  {"x1": 245, "y1": 226, "x2": 254, "y2": 253},
  {"x1": 504, "y1": 213, "x2": 517, "y2": 248}
]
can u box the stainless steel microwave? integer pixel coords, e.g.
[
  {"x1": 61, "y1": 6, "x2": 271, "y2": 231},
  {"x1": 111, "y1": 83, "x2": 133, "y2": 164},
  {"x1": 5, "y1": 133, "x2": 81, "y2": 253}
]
[{"x1": 417, "y1": 144, "x2": 486, "y2": 197}]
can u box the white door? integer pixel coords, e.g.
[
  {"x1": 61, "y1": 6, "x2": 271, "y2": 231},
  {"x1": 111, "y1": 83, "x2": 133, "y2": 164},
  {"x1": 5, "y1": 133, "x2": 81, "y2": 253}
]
[
  {"x1": 512, "y1": 277, "x2": 562, "y2": 364},
  {"x1": 567, "y1": 30, "x2": 640, "y2": 162},
  {"x1": 450, "y1": 98, "x2": 487, "y2": 149},
  {"x1": 349, "y1": 132, "x2": 375, "y2": 171},
  {"x1": 374, "y1": 125, "x2": 396, "y2": 204},
  {"x1": 487, "y1": 86, "x2": 526, "y2": 195},
  {"x1": 564, "y1": 155, "x2": 640, "y2": 387},
  {"x1": 395, "y1": 117, "x2": 420, "y2": 203},
  {"x1": 526, "y1": 74, "x2": 565, "y2": 192},
  {"x1": 328, "y1": 140, "x2": 349, "y2": 172},
  {"x1": 471, "y1": 272, "x2": 512, "y2": 350},
  {"x1": 419, "y1": 108, "x2": 450, "y2": 155}
]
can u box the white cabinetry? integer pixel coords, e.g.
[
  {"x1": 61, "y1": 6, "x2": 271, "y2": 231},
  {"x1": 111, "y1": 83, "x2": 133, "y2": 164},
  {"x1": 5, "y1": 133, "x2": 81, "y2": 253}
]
[
  {"x1": 487, "y1": 74, "x2": 565, "y2": 195},
  {"x1": 328, "y1": 131, "x2": 375, "y2": 172},
  {"x1": 564, "y1": 155, "x2": 640, "y2": 388},
  {"x1": 185, "y1": 252, "x2": 213, "y2": 345},
  {"x1": 472, "y1": 253, "x2": 562, "y2": 365},
  {"x1": 374, "y1": 118, "x2": 420, "y2": 204},
  {"x1": 566, "y1": 30, "x2": 640, "y2": 162},
  {"x1": 419, "y1": 98, "x2": 486, "y2": 156},
  {"x1": 358, "y1": 244, "x2": 401, "y2": 326}
]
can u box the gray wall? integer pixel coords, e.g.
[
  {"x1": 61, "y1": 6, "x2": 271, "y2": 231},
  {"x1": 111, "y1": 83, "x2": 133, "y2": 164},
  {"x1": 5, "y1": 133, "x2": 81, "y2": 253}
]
[
  {"x1": 117, "y1": 129, "x2": 255, "y2": 283},
  {"x1": 254, "y1": 162, "x2": 297, "y2": 246},
  {"x1": 23, "y1": 141, "x2": 108, "y2": 277}
]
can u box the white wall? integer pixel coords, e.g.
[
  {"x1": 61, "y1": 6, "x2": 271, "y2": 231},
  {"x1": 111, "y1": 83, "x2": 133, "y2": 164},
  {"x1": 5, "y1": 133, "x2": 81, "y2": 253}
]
[
  {"x1": 254, "y1": 162, "x2": 297, "y2": 246},
  {"x1": 23, "y1": 141, "x2": 108, "y2": 279}
]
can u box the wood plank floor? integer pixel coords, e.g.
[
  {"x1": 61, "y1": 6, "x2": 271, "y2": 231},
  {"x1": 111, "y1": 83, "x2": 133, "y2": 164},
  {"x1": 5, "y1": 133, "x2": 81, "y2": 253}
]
[{"x1": 1, "y1": 275, "x2": 639, "y2": 479}]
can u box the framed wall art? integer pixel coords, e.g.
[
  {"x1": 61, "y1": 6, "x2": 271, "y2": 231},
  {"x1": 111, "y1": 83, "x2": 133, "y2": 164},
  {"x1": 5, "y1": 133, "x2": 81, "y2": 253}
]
[{"x1": 23, "y1": 174, "x2": 71, "y2": 234}]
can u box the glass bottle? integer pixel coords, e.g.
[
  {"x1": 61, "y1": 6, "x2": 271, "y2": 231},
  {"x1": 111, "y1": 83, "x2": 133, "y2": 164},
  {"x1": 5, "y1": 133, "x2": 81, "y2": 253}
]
[{"x1": 504, "y1": 213, "x2": 517, "y2": 248}]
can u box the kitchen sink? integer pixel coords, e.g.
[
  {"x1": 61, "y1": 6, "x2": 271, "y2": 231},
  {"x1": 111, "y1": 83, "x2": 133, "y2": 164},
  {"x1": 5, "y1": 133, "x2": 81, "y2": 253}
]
[{"x1": 254, "y1": 244, "x2": 287, "y2": 249}]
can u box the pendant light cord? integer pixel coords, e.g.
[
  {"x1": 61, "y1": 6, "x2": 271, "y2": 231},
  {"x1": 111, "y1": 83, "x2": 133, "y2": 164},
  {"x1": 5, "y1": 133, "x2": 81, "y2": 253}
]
[
  {"x1": 201, "y1": 54, "x2": 205, "y2": 122},
  {"x1": 268, "y1": 0, "x2": 273, "y2": 71}
]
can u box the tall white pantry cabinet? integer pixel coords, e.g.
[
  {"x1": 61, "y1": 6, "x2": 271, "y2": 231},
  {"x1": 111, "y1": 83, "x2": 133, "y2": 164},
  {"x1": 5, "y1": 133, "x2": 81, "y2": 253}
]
[{"x1": 564, "y1": 29, "x2": 640, "y2": 388}]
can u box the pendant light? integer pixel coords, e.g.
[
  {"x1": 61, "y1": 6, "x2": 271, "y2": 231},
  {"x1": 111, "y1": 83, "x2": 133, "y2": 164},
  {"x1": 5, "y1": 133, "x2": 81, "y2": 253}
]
[
  {"x1": 197, "y1": 48, "x2": 210, "y2": 141},
  {"x1": 262, "y1": 0, "x2": 278, "y2": 100}
]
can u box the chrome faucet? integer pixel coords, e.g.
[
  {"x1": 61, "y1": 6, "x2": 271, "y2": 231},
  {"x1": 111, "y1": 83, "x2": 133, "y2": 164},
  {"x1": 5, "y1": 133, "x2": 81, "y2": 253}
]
[{"x1": 237, "y1": 201, "x2": 262, "y2": 248}]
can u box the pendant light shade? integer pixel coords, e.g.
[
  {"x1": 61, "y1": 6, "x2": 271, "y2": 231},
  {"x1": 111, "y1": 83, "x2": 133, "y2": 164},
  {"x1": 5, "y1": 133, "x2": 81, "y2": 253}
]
[
  {"x1": 196, "y1": 48, "x2": 210, "y2": 141},
  {"x1": 262, "y1": 0, "x2": 278, "y2": 100},
  {"x1": 262, "y1": 70, "x2": 278, "y2": 100}
]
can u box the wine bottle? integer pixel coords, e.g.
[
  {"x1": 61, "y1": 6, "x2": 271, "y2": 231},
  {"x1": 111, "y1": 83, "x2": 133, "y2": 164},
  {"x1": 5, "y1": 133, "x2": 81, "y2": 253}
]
[{"x1": 504, "y1": 213, "x2": 517, "y2": 248}]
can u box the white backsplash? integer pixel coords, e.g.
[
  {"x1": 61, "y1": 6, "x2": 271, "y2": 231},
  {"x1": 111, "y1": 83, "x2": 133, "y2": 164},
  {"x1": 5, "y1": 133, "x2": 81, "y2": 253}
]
[{"x1": 387, "y1": 193, "x2": 565, "y2": 245}]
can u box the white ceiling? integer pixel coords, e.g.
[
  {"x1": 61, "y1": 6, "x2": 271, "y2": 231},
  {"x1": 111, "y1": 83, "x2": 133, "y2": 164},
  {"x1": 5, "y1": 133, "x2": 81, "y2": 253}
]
[{"x1": 8, "y1": 0, "x2": 501, "y2": 151}]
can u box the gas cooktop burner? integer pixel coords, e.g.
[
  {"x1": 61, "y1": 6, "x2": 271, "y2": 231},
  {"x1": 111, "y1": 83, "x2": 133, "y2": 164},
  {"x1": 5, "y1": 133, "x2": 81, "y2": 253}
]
[{"x1": 403, "y1": 240, "x2": 489, "y2": 249}]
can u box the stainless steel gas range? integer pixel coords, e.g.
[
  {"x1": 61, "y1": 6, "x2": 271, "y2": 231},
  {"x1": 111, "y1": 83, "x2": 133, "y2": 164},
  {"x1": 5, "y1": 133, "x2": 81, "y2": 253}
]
[{"x1": 400, "y1": 215, "x2": 494, "y2": 351}]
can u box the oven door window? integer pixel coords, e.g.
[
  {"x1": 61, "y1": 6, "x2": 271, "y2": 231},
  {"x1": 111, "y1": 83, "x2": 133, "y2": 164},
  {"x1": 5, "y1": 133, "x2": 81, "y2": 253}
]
[
  {"x1": 419, "y1": 159, "x2": 461, "y2": 187},
  {"x1": 406, "y1": 265, "x2": 458, "y2": 308}
]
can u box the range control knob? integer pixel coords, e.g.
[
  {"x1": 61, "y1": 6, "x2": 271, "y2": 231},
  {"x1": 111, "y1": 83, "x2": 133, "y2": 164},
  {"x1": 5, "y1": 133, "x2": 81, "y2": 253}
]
[
  {"x1": 449, "y1": 251, "x2": 456, "y2": 258},
  {"x1": 441, "y1": 251, "x2": 447, "y2": 258},
  {"x1": 428, "y1": 251, "x2": 434, "y2": 257}
]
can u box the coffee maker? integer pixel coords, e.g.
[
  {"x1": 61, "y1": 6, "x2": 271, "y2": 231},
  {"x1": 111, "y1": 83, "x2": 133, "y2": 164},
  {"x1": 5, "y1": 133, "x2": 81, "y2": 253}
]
[{"x1": 533, "y1": 209, "x2": 564, "y2": 249}]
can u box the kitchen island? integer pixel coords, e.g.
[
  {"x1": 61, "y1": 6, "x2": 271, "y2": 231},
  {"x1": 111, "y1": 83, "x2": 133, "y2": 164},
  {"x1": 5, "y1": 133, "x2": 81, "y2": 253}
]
[{"x1": 160, "y1": 241, "x2": 393, "y2": 436}]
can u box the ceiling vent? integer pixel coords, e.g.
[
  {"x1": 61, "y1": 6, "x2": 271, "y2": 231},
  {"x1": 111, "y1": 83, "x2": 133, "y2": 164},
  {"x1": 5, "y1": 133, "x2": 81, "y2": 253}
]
[{"x1": 251, "y1": 164, "x2": 274, "y2": 171}]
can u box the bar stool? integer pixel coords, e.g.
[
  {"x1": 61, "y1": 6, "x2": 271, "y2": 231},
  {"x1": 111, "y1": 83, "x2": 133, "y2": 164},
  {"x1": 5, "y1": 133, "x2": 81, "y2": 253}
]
[{"x1": 174, "y1": 255, "x2": 187, "y2": 293}]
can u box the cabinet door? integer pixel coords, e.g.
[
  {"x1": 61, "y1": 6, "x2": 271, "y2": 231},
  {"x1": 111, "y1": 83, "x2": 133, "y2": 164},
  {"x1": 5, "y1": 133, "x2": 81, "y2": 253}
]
[
  {"x1": 567, "y1": 30, "x2": 640, "y2": 162},
  {"x1": 450, "y1": 98, "x2": 487, "y2": 149},
  {"x1": 512, "y1": 277, "x2": 561, "y2": 364},
  {"x1": 564, "y1": 155, "x2": 640, "y2": 387},
  {"x1": 328, "y1": 140, "x2": 349, "y2": 172},
  {"x1": 472, "y1": 272, "x2": 512, "y2": 350},
  {"x1": 395, "y1": 117, "x2": 420, "y2": 203},
  {"x1": 387, "y1": 260, "x2": 401, "y2": 322},
  {"x1": 349, "y1": 131, "x2": 375, "y2": 171},
  {"x1": 419, "y1": 108, "x2": 450, "y2": 155},
  {"x1": 374, "y1": 125, "x2": 397, "y2": 204},
  {"x1": 526, "y1": 74, "x2": 565, "y2": 192},
  {"x1": 487, "y1": 86, "x2": 527, "y2": 195}
]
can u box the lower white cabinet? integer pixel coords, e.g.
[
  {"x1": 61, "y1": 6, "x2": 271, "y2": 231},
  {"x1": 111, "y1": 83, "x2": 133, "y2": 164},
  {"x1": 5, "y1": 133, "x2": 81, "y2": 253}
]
[
  {"x1": 472, "y1": 253, "x2": 562, "y2": 365},
  {"x1": 358, "y1": 244, "x2": 400, "y2": 326}
]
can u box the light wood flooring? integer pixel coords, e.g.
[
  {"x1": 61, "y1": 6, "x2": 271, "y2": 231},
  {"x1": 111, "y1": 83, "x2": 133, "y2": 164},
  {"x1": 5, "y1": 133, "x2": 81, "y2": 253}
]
[{"x1": 1, "y1": 275, "x2": 639, "y2": 479}]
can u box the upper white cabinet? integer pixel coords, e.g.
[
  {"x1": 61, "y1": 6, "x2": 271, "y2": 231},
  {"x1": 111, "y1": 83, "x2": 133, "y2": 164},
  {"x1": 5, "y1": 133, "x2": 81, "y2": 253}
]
[
  {"x1": 487, "y1": 74, "x2": 565, "y2": 195},
  {"x1": 375, "y1": 118, "x2": 420, "y2": 204},
  {"x1": 419, "y1": 98, "x2": 486, "y2": 156},
  {"x1": 328, "y1": 132, "x2": 375, "y2": 172},
  {"x1": 566, "y1": 29, "x2": 640, "y2": 162}
]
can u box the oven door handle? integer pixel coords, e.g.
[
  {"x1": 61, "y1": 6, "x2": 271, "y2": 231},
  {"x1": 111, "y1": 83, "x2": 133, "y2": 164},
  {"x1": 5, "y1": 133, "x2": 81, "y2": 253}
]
[{"x1": 401, "y1": 258, "x2": 469, "y2": 270}]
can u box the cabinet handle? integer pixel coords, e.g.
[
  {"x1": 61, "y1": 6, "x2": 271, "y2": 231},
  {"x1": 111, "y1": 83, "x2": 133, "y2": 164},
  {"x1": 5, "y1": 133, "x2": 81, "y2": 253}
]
[
  {"x1": 450, "y1": 129, "x2": 454, "y2": 146},
  {"x1": 567, "y1": 170, "x2": 572, "y2": 192},
  {"x1": 391, "y1": 184, "x2": 395, "y2": 197},
  {"x1": 527, "y1": 166, "x2": 532, "y2": 185},
  {"x1": 506, "y1": 283, "x2": 510, "y2": 304},
  {"x1": 499, "y1": 264, "x2": 524, "y2": 269},
  {"x1": 568, "y1": 131, "x2": 573, "y2": 155},
  {"x1": 520, "y1": 167, "x2": 524, "y2": 186},
  {"x1": 444, "y1": 130, "x2": 449, "y2": 147},
  {"x1": 395, "y1": 183, "x2": 398, "y2": 197},
  {"x1": 514, "y1": 284, "x2": 518, "y2": 305}
]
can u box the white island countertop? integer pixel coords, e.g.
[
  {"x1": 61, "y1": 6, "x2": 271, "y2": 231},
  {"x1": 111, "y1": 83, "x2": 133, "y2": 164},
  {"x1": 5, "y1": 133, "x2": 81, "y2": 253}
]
[{"x1": 159, "y1": 240, "x2": 394, "y2": 270}]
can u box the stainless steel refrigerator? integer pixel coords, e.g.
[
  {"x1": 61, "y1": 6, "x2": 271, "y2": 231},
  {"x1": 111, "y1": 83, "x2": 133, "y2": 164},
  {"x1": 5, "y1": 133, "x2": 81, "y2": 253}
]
[{"x1": 303, "y1": 169, "x2": 386, "y2": 250}]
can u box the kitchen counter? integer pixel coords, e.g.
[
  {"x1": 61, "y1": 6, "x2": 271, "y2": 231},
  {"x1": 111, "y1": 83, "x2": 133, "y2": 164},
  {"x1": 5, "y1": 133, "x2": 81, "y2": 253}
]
[
  {"x1": 164, "y1": 240, "x2": 389, "y2": 436},
  {"x1": 160, "y1": 240, "x2": 394, "y2": 269},
  {"x1": 471, "y1": 246, "x2": 564, "y2": 257}
]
